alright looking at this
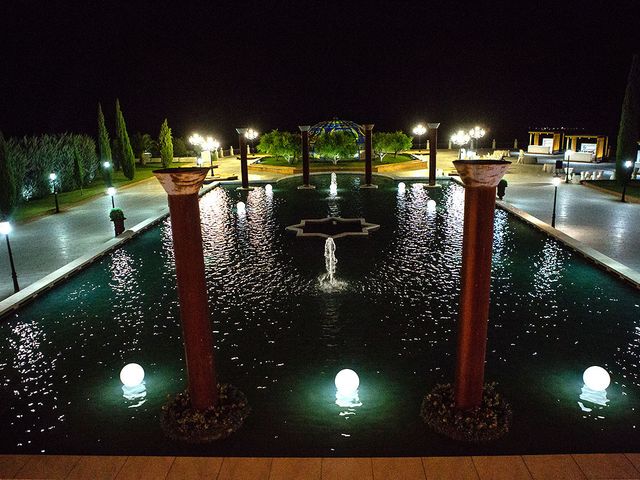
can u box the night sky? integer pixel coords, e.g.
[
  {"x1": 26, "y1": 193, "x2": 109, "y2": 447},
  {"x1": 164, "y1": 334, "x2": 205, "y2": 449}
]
[{"x1": 2, "y1": 1, "x2": 638, "y2": 147}]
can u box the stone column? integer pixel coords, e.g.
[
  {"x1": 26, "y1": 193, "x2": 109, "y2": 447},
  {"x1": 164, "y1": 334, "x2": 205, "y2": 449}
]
[
  {"x1": 453, "y1": 160, "x2": 510, "y2": 410},
  {"x1": 426, "y1": 123, "x2": 440, "y2": 188},
  {"x1": 492, "y1": 139, "x2": 496, "y2": 149},
  {"x1": 236, "y1": 128, "x2": 252, "y2": 190},
  {"x1": 514, "y1": 138, "x2": 518, "y2": 149},
  {"x1": 230, "y1": 145, "x2": 234, "y2": 156},
  {"x1": 361, "y1": 124, "x2": 377, "y2": 189},
  {"x1": 153, "y1": 167, "x2": 218, "y2": 411},
  {"x1": 298, "y1": 126, "x2": 315, "y2": 189}
]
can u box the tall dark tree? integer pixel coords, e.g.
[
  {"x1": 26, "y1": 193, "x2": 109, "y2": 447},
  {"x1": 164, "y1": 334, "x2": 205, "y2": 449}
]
[
  {"x1": 73, "y1": 149, "x2": 85, "y2": 193},
  {"x1": 98, "y1": 103, "x2": 113, "y2": 185},
  {"x1": 0, "y1": 131, "x2": 17, "y2": 220},
  {"x1": 616, "y1": 54, "x2": 640, "y2": 182},
  {"x1": 159, "y1": 119, "x2": 174, "y2": 168},
  {"x1": 115, "y1": 99, "x2": 136, "y2": 180}
]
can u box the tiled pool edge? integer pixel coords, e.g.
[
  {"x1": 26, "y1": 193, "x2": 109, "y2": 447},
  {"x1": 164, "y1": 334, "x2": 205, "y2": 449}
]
[
  {"x1": 0, "y1": 181, "x2": 223, "y2": 320},
  {"x1": 497, "y1": 200, "x2": 640, "y2": 289}
]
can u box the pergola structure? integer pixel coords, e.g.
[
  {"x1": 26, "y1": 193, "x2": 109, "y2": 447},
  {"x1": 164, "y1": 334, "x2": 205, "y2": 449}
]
[{"x1": 528, "y1": 128, "x2": 609, "y2": 161}]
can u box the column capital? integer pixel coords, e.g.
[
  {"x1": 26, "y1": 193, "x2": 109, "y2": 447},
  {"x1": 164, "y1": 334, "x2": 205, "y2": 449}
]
[
  {"x1": 235, "y1": 127, "x2": 248, "y2": 134},
  {"x1": 363, "y1": 124, "x2": 374, "y2": 131},
  {"x1": 453, "y1": 160, "x2": 510, "y2": 188},
  {"x1": 427, "y1": 122, "x2": 441, "y2": 129},
  {"x1": 153, "y1": 167, "x2": 209, "y2": 196},
  {"x1": 298, "y1": 125, "x2": 310, "y2": 132}
]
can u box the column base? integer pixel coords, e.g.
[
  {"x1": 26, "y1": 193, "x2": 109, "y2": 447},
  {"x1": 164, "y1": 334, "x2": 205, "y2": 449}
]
[
  {"x1": 236, "y1": 187, "x2": 254, "y2": 191},
  {"x1": 360, "y1": 184, "x2": 378, "y2": 189},
  {"x1": 297, "y1": 184, "x2": 316, "y2": 190},
  {"x1": 424, "y1": 183, "x2": 442, "y2": 189}
]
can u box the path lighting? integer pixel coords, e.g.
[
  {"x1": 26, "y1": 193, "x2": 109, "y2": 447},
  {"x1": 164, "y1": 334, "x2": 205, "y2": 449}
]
[
  {"x1": 265, "y1": 184, "x2": 273, "y2": 194},
  {"x1": 49, "y1": 172, "x2": 60, "y2": 213},
  {"x1": 107, "y1": 186, "x2": 116, "y2": 208},
  {"x1": 236, "y1": 201, "x2": 246, "y2": 215},
  {"x1": 621, "y1": 160, "x2": 634, "y2": 203},
  {"x1": 551, "y1": 175, "x2": 561, "y2": 228},
  {"x1": 188, "y1": 133, "x2": 205, "y2": 147},
  {"x1": 565, "y1": 149, "x2": 573, "y2": 183},
  {"x1": 398, "y1": 182, "x2": 406, "y2": 193},
  {"x1": 412, "y1": 124, "x2": 426, "y2": 152},
  {"x1": 244, "y1": 128, "x2": 258, "y2": 154},
  {"x1": 0, "y1": 221, "x2": 19, "y2": 293},
  {"x1": 468, "y1": 126, "x2": 486, "y2": 150},
  {"x1": 451, "y1": 130, "x2": 471, "y2": 159},
  {"x1": 103, "y1": 161, "x2": 111, "y2": 169}
]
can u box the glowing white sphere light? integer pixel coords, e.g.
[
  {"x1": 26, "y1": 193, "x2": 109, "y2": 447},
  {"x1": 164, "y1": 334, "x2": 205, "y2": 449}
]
[
  {"x1": 0, "y1": 222, "x2": 12, "y2": 235},
  {"x1": 265, "y1": 184, "x2": 273, "y2": 194},
  {"x1": 335, "y1": 369, "x2": 359, "y2": 395},
  {"x1": 427, "y1": 199, "x2": 437, "y2": 210},
  {"x1": 49, "y1": 172, "x2": 57, "y2": 181},
  {"x1": 120, "y1": 363, "x2": 145, "y2": 388},
  {"x1": 398, "y1": 182, "x2": 406, "y2": 192},
  {"x1": 107, "y1": 187, "x2": 116, "y2": 196},
  {"x1": 103, "y1": 161, "x2": 111, "y2": 169},
  {"x1": 583, "y1": 366, "x2": 610, "y2": 391},
  {"x1": 236, "y1": 201, "x2": 246, "y2": 215},
  {"x1": 552, "y1": 176, "x2": 562, "y2": 187}
]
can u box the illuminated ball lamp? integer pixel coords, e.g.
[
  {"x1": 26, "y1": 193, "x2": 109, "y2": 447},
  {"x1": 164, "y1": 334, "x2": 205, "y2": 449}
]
[
  {"x1": 265, "y1": 184, "x2": 273, "y2": 194},
  {"x1": 579, "y1": 365, "x2": 610, "y2": 407},
  {"x1": 236, "y1": 201, "x2": 246, "y2": 215},
  {"x1": 398, "y1": 182, "x2": 406, "y2": 193},
  {"x1": 427, "y1": 199, "x2": 436, "y2": 212},
  {"x1": 335, "y1": 368, "x2": 362, "y2": 407},
  {"x1": 120, "y1": 363, "x2": 146, "y2": 401}
]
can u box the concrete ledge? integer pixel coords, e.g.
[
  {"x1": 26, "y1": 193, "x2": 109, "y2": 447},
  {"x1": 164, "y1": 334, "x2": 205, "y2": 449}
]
[
  {"x1": 0, "y1": 181, "x2": 220, "y2": 320},
  {"x1": 497, "y1": 200, "x2": 640, "y2": 289}
]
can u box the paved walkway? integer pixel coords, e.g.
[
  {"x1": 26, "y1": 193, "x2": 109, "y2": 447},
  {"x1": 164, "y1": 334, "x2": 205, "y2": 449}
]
[{"x1": 1, "y1": 453, "x2": 639, "y2": 479}]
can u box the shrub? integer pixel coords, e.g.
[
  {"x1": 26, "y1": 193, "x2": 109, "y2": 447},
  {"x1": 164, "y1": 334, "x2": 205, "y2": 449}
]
[
  {"x1": 159, "y1": 119, "x2": 174, "y2": 168},
  {"x1": 109, "y1": 208, "x2": 125, "y2": 221},
  {"x1": 0, "y1": 131, "x2": 18, "y2": 219},
  {"x1": 115, "y1": 99, "x2": 136, "y2": 180}
]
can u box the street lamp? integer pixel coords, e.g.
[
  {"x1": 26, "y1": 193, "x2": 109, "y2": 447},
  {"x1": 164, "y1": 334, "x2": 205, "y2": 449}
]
[
  {"x1": 565, "y1": 149, "x2": 573, "y2": 183},
  {"x1": 245, "y1": 128, "x2": 258, "y2": 154},
  {"x1": 107, "y1": 186, "x2": 116, "y2": 208},
  {"x1": 451, "y1": 130, "x2": 471, "y2": 159},
  {"x1": 468, "y1": 126, "x2": 486, "y2": 151},
  {"x1": 551, "y1": 175, "x2": 561, "y2": 228},
  {"x1": 412, "y1": 124, "x2": 426, "y2": 152},
  {"x1": 0, "y1": 221, "x2": 19, "y2": 293},
  {"x1": 49, "y1": 172, "x2": 60, "y2": 213},
  {"x1": 621, "y1": 160, "x2": 634, "y2": 203}
]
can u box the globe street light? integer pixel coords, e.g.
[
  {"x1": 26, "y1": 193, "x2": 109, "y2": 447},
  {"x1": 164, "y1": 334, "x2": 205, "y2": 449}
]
[
  {"x1": 468, "y1": 126, "x2": 486, "y2": 151},
  {"x1": 451, "y1": 130, "x2": 471, "y2": 159},
  {"x1": 412, "y1": 124, "x2": 426, "y2": 152},
  {"x1": 565, "y1": 149, "x2": 573, "y2": 184},
  {"x1": 551, "y1": 175, "x2": 561, "y2": 228},
  {"x1": 107, "y1": 186, "x2": 116, "y2": 208},
  {"x1": 621, "y1": 160, "x2": 634, "y2": 203},
  {"x1": 0, "y1": 221, "x2": 19, "y2": 293},
  {"x1": 245, "y1": 128, "x2": 259, "y2": 155},
  {"x1": 49, "y1": 172, "x2": 60, "y2": 213}
]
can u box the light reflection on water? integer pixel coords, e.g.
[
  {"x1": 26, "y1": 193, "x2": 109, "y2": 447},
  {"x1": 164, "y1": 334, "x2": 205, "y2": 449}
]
[{"x1": 0, "y1": 174, "x2": 639, "y2": 456}]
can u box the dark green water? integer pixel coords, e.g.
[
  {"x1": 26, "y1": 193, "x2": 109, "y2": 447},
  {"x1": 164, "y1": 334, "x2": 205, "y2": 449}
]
[{"x1": 0, "y1": 174, "x2": 638, "y2": 456}]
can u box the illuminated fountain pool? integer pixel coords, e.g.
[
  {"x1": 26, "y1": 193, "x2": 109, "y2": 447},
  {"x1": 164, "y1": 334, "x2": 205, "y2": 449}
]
[{"x1": 0, "y1": 174, "x2": 639, "y2": 456}]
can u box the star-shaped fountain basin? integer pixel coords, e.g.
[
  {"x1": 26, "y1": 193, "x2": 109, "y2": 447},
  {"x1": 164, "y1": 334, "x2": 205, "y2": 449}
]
[{"x1": 285, "y1": 217, "x2": 380, "y2": 239}]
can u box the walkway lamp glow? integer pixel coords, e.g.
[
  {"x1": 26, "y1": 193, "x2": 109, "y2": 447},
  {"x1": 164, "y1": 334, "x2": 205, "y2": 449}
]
[
  {"x1": 188, "y1": 133, "x2": 204, "y2": 148},
  {"x1": 412, "y1": 124, "x2": 426, "y2": 152},
  {"x1": 468, "y1": 126, "x2": 486, "y2": 150},
  {"x1": 621, "y1": 160, "x2": 634, "y2": 203},
  {"x1": 244, "y1": 129, "x2": 258, "y2": 155},
  {"x1": 49, "y1": 172, "x2": 60, "y2": 213},
  {"x1": 451, "y1": 130, "x2": 471, "y2": 159},
  {"x1": 103, "y1": 161, "x2": 111, "y2": 169},
  {"x1": 551, "y1": 175, "x2": 561, "y2": 228},
  {"x1": 0, "y1": 221, "x2": 19, "y2": 293},
  {"x1": 236, "y1": 201, "x2": 246, "y2": 215},
  {"x1": 398, "y1": 182, "x2": 406, "y2": 192},
  {"x1": 107, "y1": 186, "x2": 116, "y2": 208}
]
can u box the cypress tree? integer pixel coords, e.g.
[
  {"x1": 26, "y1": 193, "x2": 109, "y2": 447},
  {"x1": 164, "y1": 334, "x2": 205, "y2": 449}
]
[
  {"x1": 616, "y1": 54, "x2": 640, "y2": 182},
  {"x1": 159, "y1": 118, "x2": 174, "y2": 168},
  {"x1": 115, "y1": 99, "x2": 136, "y2": 180},
  {"x1": 97, "y1": 103, "x2": 113, "y2": 185},
  {"x1": 0, "y1": 131, "x2": 17, "y2": 220}
]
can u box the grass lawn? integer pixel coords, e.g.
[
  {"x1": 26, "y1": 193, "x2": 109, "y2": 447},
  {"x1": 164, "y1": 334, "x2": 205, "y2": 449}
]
[
  {"x1": 13, "y1": 165, "x2": 159, "y2": 223},
  {"x1": 587, "y1": 179, "x2": 640, "y2": 198},
  {"x1": 258, "y1": 153, "x2": 415, "y2": 168}
]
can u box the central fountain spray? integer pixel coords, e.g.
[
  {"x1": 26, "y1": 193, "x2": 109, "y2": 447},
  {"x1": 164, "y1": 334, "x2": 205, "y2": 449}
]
[
  {"x1": 319, "y1": 237, "x2": 346, "y2": 292},
  {"x1": 329, "y1": 172, "x2": 338, "y2": 196}
]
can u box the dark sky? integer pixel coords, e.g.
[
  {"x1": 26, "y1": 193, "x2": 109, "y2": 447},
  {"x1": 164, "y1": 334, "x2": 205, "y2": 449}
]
[{"x1": 1, "y1": 1, "x2": 638, "y2": 147}]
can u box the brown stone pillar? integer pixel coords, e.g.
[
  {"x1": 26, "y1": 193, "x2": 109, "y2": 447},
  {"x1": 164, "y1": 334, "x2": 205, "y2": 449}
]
[
  {"x1": 236, "y1": 128, "x2": 250, "y2": 190},
  {"x1": 453, "y1": 160, "x2": 510, "y2": 410},
  {"x1": 363, "y1": 124, "x2": 374, "y2": 187},
  {"x1": 153, "y1": 167, "x2": 218, "y2": 411},
  {"x1": 298, "y1": 126, "x2": 315, "y2": 189},
  {"x1": 427, "y1": 123, "x2": 440, "y2": 188}
]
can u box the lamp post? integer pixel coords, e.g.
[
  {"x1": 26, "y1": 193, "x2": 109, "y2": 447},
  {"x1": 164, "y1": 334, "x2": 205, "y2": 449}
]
[
  {"x1": 49, "y1": 172, "x2": 60, "y2": 213},
  {"x1": 468, "y1": 126, "x2": 486, "y2": 151},
  {"x1": 427, "y1": 123, "x2": 440, "y2": 188},
  {"x1": 236, "y1": 128, "x2": 253, "y2": 190},
  {"x1": 551, "y1": 175, "x2": 561, "y2": 228},
  {"x1": 565, "y1": 149, "x2": 573, "y2": 184},
  {"x1": 298, "y1": 125, "x2": 315, "y2": 189},
  {"x1": 412, "y1": 124, "x2": 426, "y2": 152},
  {"x1": 621, "y1": 160, "x2": 634, "y2": 203},
  {"x1": 0, "y1": 221, "x2": 19, "y2": 293},
  {"x1": 107, "y1": 186, "x2": 116, "y2": 208},
  {"x1": 451, "y1": 130, "x2": 471, "y2": 159}
]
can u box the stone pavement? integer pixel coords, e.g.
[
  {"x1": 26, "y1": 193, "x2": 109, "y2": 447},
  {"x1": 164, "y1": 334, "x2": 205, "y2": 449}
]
[{"x1": 1, "y1": 154, "x2": 639, "y2": 302}]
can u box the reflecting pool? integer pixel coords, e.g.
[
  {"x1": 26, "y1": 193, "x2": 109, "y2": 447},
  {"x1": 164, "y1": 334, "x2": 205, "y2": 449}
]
[{"x1": 0, "y1": 174, "x2": 638, "y2": 456}]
